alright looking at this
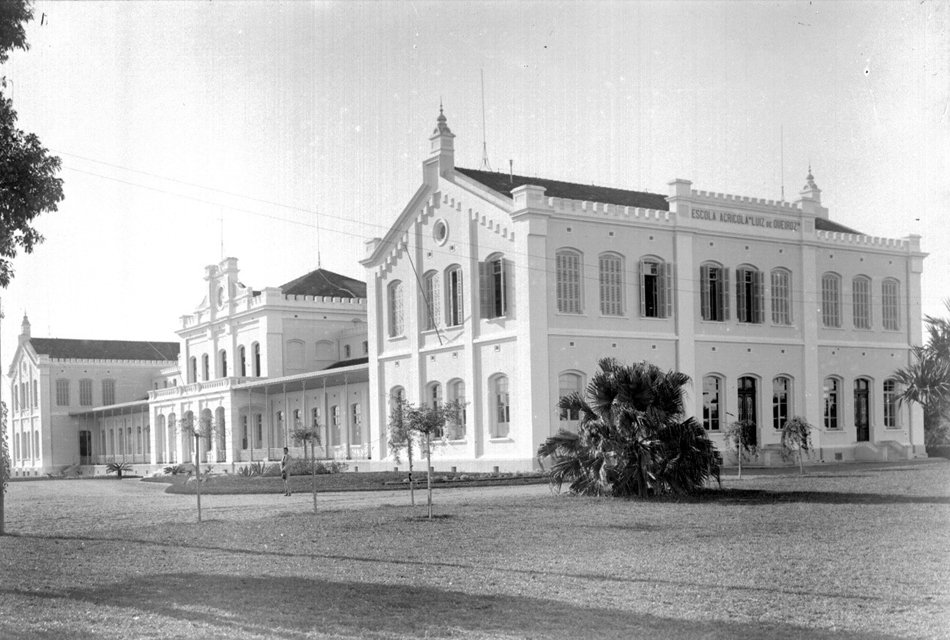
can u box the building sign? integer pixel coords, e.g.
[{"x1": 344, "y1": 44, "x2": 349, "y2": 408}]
[{"x1": 691, "y1": 208, "x2": 800, "y2": 232}]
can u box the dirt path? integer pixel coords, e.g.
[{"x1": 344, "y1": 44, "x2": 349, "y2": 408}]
[{"x1": 3, "y1": 479, "x2": 553, "y2": 535}]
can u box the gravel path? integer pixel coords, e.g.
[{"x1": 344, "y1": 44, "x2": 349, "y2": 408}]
[{"x1": 3, "y1": 479, "x2": 552, "y2": 535}]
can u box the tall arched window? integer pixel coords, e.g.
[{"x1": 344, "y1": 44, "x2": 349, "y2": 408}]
[
  {"x1": 702, "y1": 375, "x2": 722, "y2": 431},
  {"x1": 189, "y1": 356, "x2": 198, "y2": 384},
  {"x1": 351, "y1": 403, "x2": 362, "y2": 444},
  {"x1": 556, "y1": 249, "x2": 582, "y2": 314},
  {"x1": 700, "y1": 262, "x2": 729, "y2": 321},
  {"x1": 219, "y1": 349, "x2": 228, "y2": 377},
  {"x1": 388, "y1": 281, "x2": 404, "y2": 337},
  {"x1": 640, "y1": 257, "x2": 672, "y2": 318},
  {"x1": 239, "y1": 345, "x2": 247, "y2": 377},
  {"x1": 492, "y1": 375, "x2": 510, "y2": 438},
  {"x1": 736, "y1": 265, "x2": 764, "y2": 324},
  {"x1": 558, "y1": 372, "x2": 583, "y2": 426},
  {"x1": 599, "y1": 253, "x2": 623, "y2": 316},
  {"x1": 770, "y1": 268, "x2": 792, "y2": 325},
  {"x1": 480, "y1": 254, "x2": 509, "y2": 319},
  {"x1": 821, "y1": 273, "x2": 841, "y2": 327},
  {"x1": 883, "y1": 379, "x2": 899, "y2": 428},
  {"x1": 449, "y1": 379, "x2": 466, "y2": 439},
  {"x1": 423, "y1": 271, "x2": 441, "y2": 330},
  {"x1": 823, "y1": 377, "x2": 840, "y2": 430},
  {"x1": 772, "y1": 376, "x2": 791, "y2": 430},
  {"x1": 102, "y1": 379, "x2": 116, "y2": 406},
  {"x1": 737, "y1": 376, "x2": 757, "y2": 427},
  {"x1": 854, "y1": 378, "x2": 870, "y2": 442},
  {"x1": 882, "y1": 279, "x2": 900, "y2": 330},
  {"x1": 852, "y1": 275, "x2": 871, "y2": 329},
  {"x1": 445, "y1": 266, "x2": 464, "y2": 326},
  {"x1": 252, "y1": 342, "x2": 261, "y2": 376},
  {"x1": 202, "y1": 354, "x2": 210, "y2": 381}
]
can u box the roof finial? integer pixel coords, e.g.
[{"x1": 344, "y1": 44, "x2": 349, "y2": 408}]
[{"x1": 433, "y1": 101, "x2": 452, "y2": 136}]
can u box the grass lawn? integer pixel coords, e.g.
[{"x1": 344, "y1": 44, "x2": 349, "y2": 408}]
[{"x1": 0, "y1": 460, "x2": 948, "y2": 639}]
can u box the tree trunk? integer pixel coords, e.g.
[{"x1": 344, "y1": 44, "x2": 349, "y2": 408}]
[
  {"x1": 407, "y1": 437, "x2": 415, "y2": 507},
  {"x1": 311, "y1": 438, "x2": 317, "y2": 513},
  {"x1": 798, "y1": 443, "x2": 805, "y2": 476},
  {"x1": 1, "y1": 447, "x2": 5, "y2": 536},
  {"x1": 737, "y1": 431, "x2": 743, "y2": 480},
  {"x1": 426, "y1": 432, "x2": 433, "y2": 519},
  {"x1": 195, "y1": 435, "x2": 202, "y2": 524}
]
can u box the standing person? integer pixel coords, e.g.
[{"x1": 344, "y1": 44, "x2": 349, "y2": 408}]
[{"x1": 280, "y1": 447, "x2": 292, "y2": 496}]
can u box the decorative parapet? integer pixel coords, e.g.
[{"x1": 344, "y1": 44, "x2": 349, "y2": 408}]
[
  {"x1": 815, "y1": 230, "x2": 911, "y2": 251},
  {"x1": 148, "y1": 376, "x2": 250, "y2": 400},
  {"x1": 690, "y1": 189, "x2": 800, "y2": 211},
  {"x1": 545, "y1": 196, "x2": 672, "y2": 224}
]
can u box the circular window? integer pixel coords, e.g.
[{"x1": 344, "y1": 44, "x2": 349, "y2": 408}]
[{"x1": 433, "y1": 219, "x2": 449, "y2": 245}]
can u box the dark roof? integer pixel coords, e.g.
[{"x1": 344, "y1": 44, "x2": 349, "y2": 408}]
[
  {"x1": 29, "y1": 338, "x2": 180, "y2": 362},
  {"x1": 456, "y1": 167, "x2": 670, "y2": 211},
  {"x1": 323, "y1": 357, "x2": 369, "y2": 370},
  {"x1": 815, "y1": 217, "x2": 861, "y2": 234},
  {"x1": 280, "y1": 268, "x2": 367, "y2": 299}
]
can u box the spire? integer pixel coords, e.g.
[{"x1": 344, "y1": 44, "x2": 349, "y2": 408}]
[
  {"x1": 433, "y1": 100, "x2": 453, "y2": 137},
  {"x1": 19, "y1": 312, "x2": 31, "y2": 343},
  {"x1": 801, "y1": 165, "x2": 820, "y2": 200},
  {"x1": 427, "y1": 103, "x2": 455, "y2": 179}
]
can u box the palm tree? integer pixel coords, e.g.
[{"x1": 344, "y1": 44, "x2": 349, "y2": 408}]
[
  {"x1": 538, "y1": 358, "x2": 720, "y2": 498},
  {"x1": 894, "y1": 300, "x2": 950, "y2": 446}
]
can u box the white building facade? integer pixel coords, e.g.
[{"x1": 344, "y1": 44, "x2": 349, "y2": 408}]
[{"x1": 361, "y1": 112, "x2": 927, "y2": 471}]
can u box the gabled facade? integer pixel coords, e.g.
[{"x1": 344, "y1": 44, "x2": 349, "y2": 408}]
[{"x1": 361, "y1": 111, "x2": 927, "y2": 471}]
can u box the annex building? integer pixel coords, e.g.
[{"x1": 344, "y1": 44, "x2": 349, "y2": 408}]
[
  {"x1": 6, "y1": 111, "x2": 928, "y2": 476},
  {"x1": 360, "y1": 110, "x2": 927, "y2": 471}
]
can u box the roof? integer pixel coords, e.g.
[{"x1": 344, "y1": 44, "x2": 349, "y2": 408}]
[
  {"x1": 323, "y1": 356, "x2": 369, "y2": 370},
  {"x1": 815, "y1": 217, "x2": 861, "y2": 234},
  {"x1": 279, "y1": 268, "x2": 367, "y2": 299},
  {"x1": 29, "y1": 338, "x2": 180, "y2": 362},
  {"x1": 456, "y1": 167, "x2": 670, "y2": 211}
]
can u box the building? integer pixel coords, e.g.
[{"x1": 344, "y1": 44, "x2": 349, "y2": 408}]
[
  {"x1": 360, "y1": 110, "x2": 927, "y2": 471},
  {"x1": 7, "y1": 261, "x2": 372, "y2": 476},
  {"x1": 7, "y1": 315, "x2": 179, "y2": 476}
]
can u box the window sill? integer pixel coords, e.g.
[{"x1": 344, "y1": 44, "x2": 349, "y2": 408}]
[
  {"x1": 447, "y1": 438, "x2": 468, "y2": 444},
  {"x1": 638, "y1": 315, "x2": 672, "y2": 321},
  {"x1": 488, "y1": 436, "x2": 513, "y2": 443}
]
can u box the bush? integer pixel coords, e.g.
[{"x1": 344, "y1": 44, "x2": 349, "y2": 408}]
[
  {"x1": 106, "y1": 462, "x2": 133, "y2": 478},
  {"x1": 164, "y1": 464, "x2": 187, "y2": 476},
  {"x1": 926, "y1": 445, "x2": 950, "y2": 459},
  {"x1": 287, "y1": 459, "x2": 348, "y2": 475}
]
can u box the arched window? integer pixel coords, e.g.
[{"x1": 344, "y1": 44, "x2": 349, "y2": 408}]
[
  {"x1": 219, "y1": 349, "x2": 228, "y2": 377},
  {"x1": 480, "y1": 254, "x2": 509, "y2": 319},
  {"x1": 599, "y1": 253, "x2": 623, "y2": 316},
  {"x1": 558, "y1": 372, "x2": 583, "y2": 425},
  {"x1": 854, "y1": 378, "x2": 870, "y2": 442},
  {"x1": 55, "y1": 379, "x2": 70, "y2": 407},
  {"x1": 102, "y1": 379, "x2": 116, "y2": 406},
  {"x1": 882, "y1": 279, "x2": 900, "y2": 330},
  {"x1": 823, "y1": 377, "x2": 840, "y2": 430},
  {"x1": 445, "y1": 266, "x2": 464, "y2": 326},
  {"x1": 640, "y1": 257, "x2": 672, "y2": 319},
  {"x1": 702, "y1": 375, "x2": 723, "y2": 431},
  {"x1": 343, "y1": 345, "x2": 351, "y2": 359},
  {"x1": 556, "y1": 250, "x2": 582, "y2": 314},
  {"x1": 700, "y1": 262, "x2": 729, "y2": 321},
  {"x1": 202, "y1": 354, "x2": 210, "y2": 381},
  {"x1": 286, "y1": 339, "x2": 305, "y2": 369},
  {"x1": 79, "y1": 379, "x2": 93, "y2": 407},
  {"x1": 852, "y1": 275, "x2": 871, "y2": 329},
  {"x1": 362, "y1": 341, "x2": 369, "y2": 355},
  {"x1": 772, "y1": 376, "x2": 791, "y2": 430},
  {"x1": 253, "y1": 342, "x2": 261, "y2": 377},
  {"x1": 239, "y1": 345, "x2": 247, "y2": 377},
  {"x1": 449, "y1": 379, "x2": 466, "y2": 439},
  {"x1": 428, "y1": 382, "x2": 443, "y2": 409},
  {"x1": 821, "y1": 273, "x2": 841, "y2": 327},
  {"x1": 330, "y1": 405, "x2": 341, "y2": 446},
  {"x1": 189, "y1": 356, "x2": 198, "y2": 384},
  {"x1": 240, "y1": 414, "x2": 249, "y2": 450},
  {"x1": 423, "y1": 270, "x2": 441, "y2": 330},
  {"x1": 736, "y1": 265, "x2": 764, "y2": 324},
  {"x1": 351, "y1": 403, "x2": 362, "y2": 444},
  {"x1": 770, "y1": 268, "x2": 792, "y2": 325},
  {"x1": 388, "y1": 281, "x2": 404, "y2": 337},
  {"x1": 883, "y1": 379, "x2": 899, "y2": 428},
  {"x1": 492, "y1": 375, "x2": 510, "y2": 438}
]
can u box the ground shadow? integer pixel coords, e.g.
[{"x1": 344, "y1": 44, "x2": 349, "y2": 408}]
[
  {"x1": 0, "y1": 572, "x2": 902, "y2": 640},
  {"x1": 690, "y1": 488, "x2": 950, "y2": 506}
]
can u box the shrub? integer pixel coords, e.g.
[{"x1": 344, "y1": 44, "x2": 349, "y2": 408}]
[
  {"x1": 926, "y1": 444, "x2": 950, "y2": 459},
  {"x1": 164, "y1": 464, "x2": 187, "y2": 476},
  {"x1": 106, "y1": 462, "x2": 133, "y2": 478}
]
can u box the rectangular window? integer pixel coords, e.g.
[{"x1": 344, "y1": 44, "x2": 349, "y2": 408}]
[
  {"x1": 351, "y1": 403, "x2": 362, "y2": 443},
  {"x1": 771, "y1": 270, "x2": 791, "y2": 325},
  {"x1": 102, "y1": 380, "x2": 116, "y2": 406},
  {"x1": 700, "y1": 265, "x2": 729, "y2": 321},
  {"x1": 882, "y1": 280, "x2": 900, "y2": 330},
  {"x1": 883, "y1": 380, "x2": 899, "y2": 428},
  {"x1": 447, "y1": 268, "x2": 464, "y2": 326},
  {"x1": 331, "y1": 406, "x2": 341, "y2": 446},
  {"x1": 702, "y1": 376, "x2": 721, "y2": 431},
  {"x1": 255, "y1": 414, "x2": 263, "y2": 448},
  {"x1": 241, "y1": 415, "x2": 248, "y2": 450},
  {"x1": 599, "y1": 255, "x2": 623, "y2": 316},
  {"x1": 79, "y1": 380, "x2": 93, "y2": 407},
  {"x1": 556, "y1": 251, "x2": 582, "y2": 314},
  {"x1": 772, "y1": 377, "x2": 789, "y2": 430},
  {"x1": 821, "y1": 275, "x2": 841, "y2": 327},
  {"x1": 480, "y1": 258, "x2": 509, "y2": 320},
  {"x1": 55, "y1": 379, "x2": 70, "y2": 407},
  {"x1": 736, "y1": 268, "x2": 764, "y2": 324},
  {"x1": 853, "y1": 277, "x2": 871, "y2": 329},
  {"x1": 823, "y1": 378, "x2": 839, "y2": 430},
  {"x1": 640, "y1": 260, "x2": 673, "y2": 319}
]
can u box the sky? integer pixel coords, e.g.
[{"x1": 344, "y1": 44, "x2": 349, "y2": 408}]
[{"x1": 1, "y1": 0, "x2": 947, "y2": 392}]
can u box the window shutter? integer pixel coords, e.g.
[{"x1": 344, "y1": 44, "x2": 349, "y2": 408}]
[
  {"x1": 662, "y1": 262, "x2": 674, "y2": 319},
  {"x1": 722, "y1": 267, "x2": 730, "y2": 320},
  {"x1": 640, "y1": 260, "x2": 648, "y2": 317},
  {"x1": 499, "y1": 259, "x2": 509, "y2": 317},
  {"x1": 754, "y1": 270, "x2": 764, "y2": 323},
  {"x1": 479, "y1": 261, "x2": 491, "y2": 319},
  {"x1": 700, "y1": 264, "x2": 710, "y2": 320},
  {"x1": 736, "y1": 269, "x2": 747, "y2": 322},
  {"x1": 455, "y1": 270, "x2": 464, "y2": 323}
]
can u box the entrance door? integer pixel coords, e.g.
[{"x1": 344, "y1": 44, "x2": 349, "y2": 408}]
[
  {"x1": 738, "y1": 377, "x2": 757, "y2": 425},
  {"x1": 854, "y1": 379, "x2": 870, "y2": 442},
  {"x1": 79, "y1": 430, "x2": 92, "y2": 465}
]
